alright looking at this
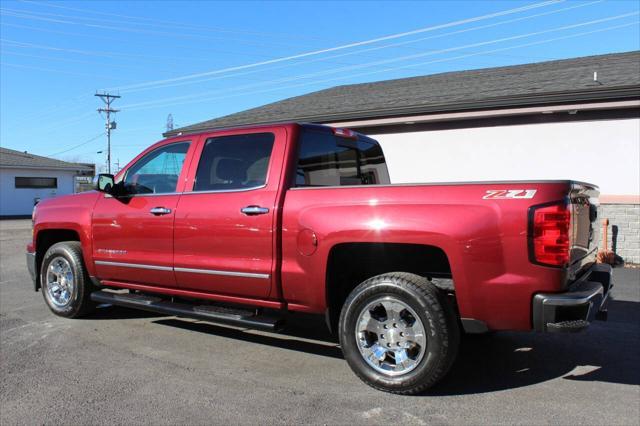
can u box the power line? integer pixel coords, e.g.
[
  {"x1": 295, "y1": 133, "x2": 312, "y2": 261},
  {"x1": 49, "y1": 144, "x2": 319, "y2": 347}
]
[
  {"x1": 48, "y1": 132, "x2": 105, "y2": 156},
  {"x1": 0, "y1": 35, "x2": 379, "y2": 70},
  {"x1": 122, "y1": 21, "x2": 638, "y2": 113},
  {"x1": 18, "y1": 0, "x2": 330, "y2": 41},
  {"x1": 0, "y1": 61, "x2": 114, "y2": 78},
  {"x1": 4, "y1": 6, "x2": 435, "y2": 65},
  {"x1": 118, "y1": 13, "x2": 639, "y2": 111},
  {"x1": 0, "y1": 49, "x2": 188, "y2": 72},
  {"x1": 0, "y1": 7, "x2": 325, "y2": 49},
  {"x1": 0, "y1": 22, "x2": 316, "y2": 61},
  {"x1": 0, "y1": 38, "x2": 195, "y2": 62},
  {"x1": 4, "y1": 0, "x2": 585, "y2": 99},
  {"x1": 4, "y1": 92, "x2": 93, "y2": 132},
  {"x1": 106, "y1": 0, "x2": 563, "y2": 92},
  {"x1": 116, "y1": 0, "x2": 602, "y2": 95},
  {"x1": 38, "y1": 111, "x2": 98, "y2": 133}
]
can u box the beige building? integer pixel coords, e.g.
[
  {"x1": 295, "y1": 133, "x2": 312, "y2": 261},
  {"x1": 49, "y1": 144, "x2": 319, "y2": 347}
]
[{"x1": 167, "y1": 51, "x2": 640, "y2": 263}]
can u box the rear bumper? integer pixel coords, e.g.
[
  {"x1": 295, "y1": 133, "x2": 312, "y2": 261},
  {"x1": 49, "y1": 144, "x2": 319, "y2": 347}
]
[
  {"x1": 532, "y1": 263, "x2": 612, "y2": 333},
  {"x1": 26, "y1": 252, "x2": 37, "y2": 290}
]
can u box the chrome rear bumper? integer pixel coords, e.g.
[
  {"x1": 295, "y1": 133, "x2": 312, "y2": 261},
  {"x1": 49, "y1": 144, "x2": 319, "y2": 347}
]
[{"x1": 532, "y1": 263, "x2": 612, "y2": 332}]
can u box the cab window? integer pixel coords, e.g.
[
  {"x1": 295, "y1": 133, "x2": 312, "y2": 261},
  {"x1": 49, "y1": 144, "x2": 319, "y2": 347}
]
[
  {"x1": 295, "y1": 129, "x2": 390, "y2": 187},
  {"x1": 123, "y1": 142, "x2": 190, "y2": 194},
  {"x1": 193, "y1": 133, "x2": 275, "y2": 191}
]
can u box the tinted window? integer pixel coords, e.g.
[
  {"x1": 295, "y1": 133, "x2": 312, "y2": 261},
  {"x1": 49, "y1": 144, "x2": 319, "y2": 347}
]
[
  {"x1": 194, "y1": 133, "x2": 274, "y2": 191},
  {"x1": 15, "y1": 177, "x2": 57, "y2": 189},
  {"x1": 123, "y1": 142, "x2": 189, "y2": 194},
  {"x1": 295, "y1": 129, "x2": 390, "y2": 187}
]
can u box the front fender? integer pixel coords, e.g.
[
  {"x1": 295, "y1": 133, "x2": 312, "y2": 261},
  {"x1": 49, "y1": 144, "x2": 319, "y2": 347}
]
[{"x1": 32, "y1": 192, "x2": 101, "y2": 277}]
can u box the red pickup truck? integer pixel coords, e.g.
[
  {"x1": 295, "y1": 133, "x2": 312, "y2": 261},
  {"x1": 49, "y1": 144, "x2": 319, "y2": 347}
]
[{"x1": 27, "y1": 123, "x2": 612, "y2": 394}]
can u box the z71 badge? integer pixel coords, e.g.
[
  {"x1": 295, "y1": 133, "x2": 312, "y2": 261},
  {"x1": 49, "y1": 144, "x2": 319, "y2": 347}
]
[{"x1": 483, "y1": 189, "x2": 537, "y2": 199}]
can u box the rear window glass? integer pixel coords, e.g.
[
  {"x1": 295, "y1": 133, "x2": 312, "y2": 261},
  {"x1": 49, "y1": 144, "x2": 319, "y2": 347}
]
[
  {"x1": 194, "y1": 133, "x2": 275, "y2": 191},
  {"x1": 295, "y1": 129, "x2": 390, "y2": 187}
]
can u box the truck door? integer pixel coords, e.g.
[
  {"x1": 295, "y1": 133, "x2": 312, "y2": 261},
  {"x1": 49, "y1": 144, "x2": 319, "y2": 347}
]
[
  {"x1": 173, "y1": 128, "x2": 287, "y2": 299},
  {"x1": 92, "y1": 140, "x2": 194, "y2": 287}
]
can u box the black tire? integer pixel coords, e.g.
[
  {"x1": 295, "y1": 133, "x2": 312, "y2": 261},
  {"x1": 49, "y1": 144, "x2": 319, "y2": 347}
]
[
  {"x1": 40, "y1": 241, "x2": 96, "y2": 318},
  {"x1": 339, "y1": 272, "x2": 460, "y2": 395}
]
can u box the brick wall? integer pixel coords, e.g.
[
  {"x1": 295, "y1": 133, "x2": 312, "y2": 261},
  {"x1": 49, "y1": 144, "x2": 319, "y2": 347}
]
[{"x1": 599, "y1": 203, "x2": 640, "y2": 264}]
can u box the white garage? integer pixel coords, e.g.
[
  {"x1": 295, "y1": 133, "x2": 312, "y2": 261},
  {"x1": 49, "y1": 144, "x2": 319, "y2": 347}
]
[
  {"x1": 0, "y1": 147, "x2": 94, "y2": 217},
  {"x1": 167, "y1": 51, "x2": 640, "y2": 263}
]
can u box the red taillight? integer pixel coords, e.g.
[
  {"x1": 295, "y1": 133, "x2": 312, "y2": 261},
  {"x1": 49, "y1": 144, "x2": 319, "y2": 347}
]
[{"x1": 530, "y1": 203, "x2": 572, "y2": 267}]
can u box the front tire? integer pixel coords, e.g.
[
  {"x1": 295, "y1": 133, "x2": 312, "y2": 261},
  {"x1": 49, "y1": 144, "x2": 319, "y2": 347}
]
[
  {"x1": 339, "y1": 272, "x2": 459, "y2": 394},
  {"x1": 40, "y1": 241, "x2": 96, "y2": 318}
]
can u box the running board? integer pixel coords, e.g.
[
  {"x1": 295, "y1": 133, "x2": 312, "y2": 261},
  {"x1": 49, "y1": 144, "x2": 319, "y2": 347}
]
[{"x1": 90, "y1": 290, "x2": 284, "y2": 331}]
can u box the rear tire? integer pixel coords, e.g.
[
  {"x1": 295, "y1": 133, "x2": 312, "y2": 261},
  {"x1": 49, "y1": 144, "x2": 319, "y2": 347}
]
[
  {"x1": 40, "y1": 241, "x2": 96, "y2": 318},
  {"x1": 339, "y1": 272, "x2": 459, "y2": 394}
]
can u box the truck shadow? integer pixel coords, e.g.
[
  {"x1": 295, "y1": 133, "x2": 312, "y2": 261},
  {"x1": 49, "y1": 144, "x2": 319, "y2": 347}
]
[
  {"x1": 152, "y1": 314, "x2": 343, "y2": 359},
  {"x1": 93, "y1": 298, "x2": 639, "y2": 395},
  {"x1": 429, "y1": 299, "x2": 640, "y2": 395},
  {"x1": 88, "y1": 304, "x2": 165, "y2": 320}
]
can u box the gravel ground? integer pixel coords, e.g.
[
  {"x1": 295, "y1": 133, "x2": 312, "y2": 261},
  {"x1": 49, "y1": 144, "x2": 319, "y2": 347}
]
[{"x1": 1, "y1": 219, "x2": 638, "y2": 425}]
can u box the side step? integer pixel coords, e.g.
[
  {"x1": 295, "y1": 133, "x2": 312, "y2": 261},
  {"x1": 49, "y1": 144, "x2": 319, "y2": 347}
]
[
  {"x1": 546, "y1": 319, "x2": 589, "y2": 333},
  {"x1": 90, "y1": 290, "x2": 284, "y2": 331}
]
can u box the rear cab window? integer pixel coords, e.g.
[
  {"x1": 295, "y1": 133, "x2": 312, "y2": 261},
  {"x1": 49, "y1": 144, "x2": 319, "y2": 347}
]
[
  {"x1": 295, "y1": 127, "x2": 390, "y2": 187},
  {"x1": 193, "y1": 133, "x2": 275, "y2": 192}
]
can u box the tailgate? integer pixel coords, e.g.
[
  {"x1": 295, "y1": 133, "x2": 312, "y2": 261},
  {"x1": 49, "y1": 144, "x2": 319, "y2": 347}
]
[{"x1": 568, "y1": 182, "x2": 600, "y2": 277}]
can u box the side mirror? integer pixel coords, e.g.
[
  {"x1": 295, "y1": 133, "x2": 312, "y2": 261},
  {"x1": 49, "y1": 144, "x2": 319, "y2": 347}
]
[{"x1": 94, "y1": 174, "x2": 115, "y2": 193}]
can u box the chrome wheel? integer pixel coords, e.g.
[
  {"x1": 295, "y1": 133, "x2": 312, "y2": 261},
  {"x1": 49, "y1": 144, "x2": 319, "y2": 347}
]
[
  {"x1": 45, "y1": 256, "x2": 74, "y2": 308},
  {"x1": 355, "y1": 296, "x2": 426, "y2": 376}
]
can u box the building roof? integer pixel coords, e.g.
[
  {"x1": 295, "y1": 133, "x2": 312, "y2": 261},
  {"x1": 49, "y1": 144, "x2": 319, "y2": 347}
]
[
  {"x1": 167, "y1": 50, "x2": 640, "y2": 136},
  {"x1": 0, "y1": 147, "x2": 94, "y2": 171}
]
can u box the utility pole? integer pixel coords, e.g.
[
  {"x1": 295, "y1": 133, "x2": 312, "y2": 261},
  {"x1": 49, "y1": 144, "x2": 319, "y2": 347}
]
[{"x1": 95, "y1": 92, "x2": 120, "y2": 174}]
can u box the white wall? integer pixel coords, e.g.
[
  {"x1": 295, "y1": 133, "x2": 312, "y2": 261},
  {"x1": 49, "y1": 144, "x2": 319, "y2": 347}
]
[
  {"x1": 372, "y1": 118, "x2": 640, "y2": 196},
  {"x1": 0, "y1": 168, "x2": 78, "y2": 216}
]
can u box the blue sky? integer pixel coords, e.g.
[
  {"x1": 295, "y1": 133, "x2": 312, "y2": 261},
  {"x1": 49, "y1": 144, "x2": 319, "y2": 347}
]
[{"x1": 1, "y1": 0, "x2": 638, "y2": 171}]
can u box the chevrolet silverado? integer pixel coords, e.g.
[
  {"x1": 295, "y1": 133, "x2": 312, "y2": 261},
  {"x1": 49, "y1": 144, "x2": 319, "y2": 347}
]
[{"x1": 27, "y1": 123, "x2": 612, "y2": 394}]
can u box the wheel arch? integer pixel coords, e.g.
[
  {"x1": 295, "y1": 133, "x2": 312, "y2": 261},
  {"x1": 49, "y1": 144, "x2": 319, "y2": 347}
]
[
  {"x1": 324, "y1": 242, "x2": 453, "y2": 333},
  {"x1": 34, "y1": 229, "x2": 81, "y2": 291}
]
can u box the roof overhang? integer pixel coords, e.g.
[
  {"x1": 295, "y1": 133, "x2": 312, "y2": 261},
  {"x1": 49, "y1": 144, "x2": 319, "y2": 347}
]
[
  {"x1": 327, "y1": 99, "x2": 640, "y2": 129},
  {"x1": 165, "y1": 85, "x2": 640, "y2": 137},
  {"x1": 0, "y1": 165, "x2": 94, "y2": 172}
]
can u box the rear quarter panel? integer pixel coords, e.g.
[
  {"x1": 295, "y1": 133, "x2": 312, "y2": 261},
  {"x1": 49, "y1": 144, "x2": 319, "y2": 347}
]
[{"x1": 281, "y1": 181, "x2": 572, "y2": 330}]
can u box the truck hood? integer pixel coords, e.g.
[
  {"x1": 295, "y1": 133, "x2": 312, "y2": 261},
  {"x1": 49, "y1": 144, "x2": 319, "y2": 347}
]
[
  {"x1": 36, "y1": 191, "x2": 101, "y2": 211},
  {"x1": 34, "y1": 191, "x2": 102, "y2": 226}
]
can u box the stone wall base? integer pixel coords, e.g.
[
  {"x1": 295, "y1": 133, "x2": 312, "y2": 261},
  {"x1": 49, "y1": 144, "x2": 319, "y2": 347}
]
[{"x1": 599, "y1": 203, "x2": 640, "y2": 264}]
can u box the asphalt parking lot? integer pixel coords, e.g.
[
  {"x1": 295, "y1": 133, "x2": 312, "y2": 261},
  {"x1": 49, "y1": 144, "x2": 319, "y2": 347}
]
[{"x1": 1, "y1": 219, "x2": 638, "y2": 425}]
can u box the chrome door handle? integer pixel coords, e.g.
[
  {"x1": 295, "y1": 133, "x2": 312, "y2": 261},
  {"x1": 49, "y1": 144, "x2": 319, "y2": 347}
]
[
  {"x1": 241, "y1": 206, "x2": 269, "y2": 215},
  {"x1": 150, "y1": 207, "x2": 172, "y2": 216}
]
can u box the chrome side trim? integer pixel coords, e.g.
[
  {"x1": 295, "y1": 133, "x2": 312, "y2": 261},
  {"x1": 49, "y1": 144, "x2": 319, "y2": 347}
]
[
  {"x1": 174, "y1": 267, "x2": 270, "y2": 280},
  {"x1": 105, "y1": 192, "x2": 182, "y2": 199},
  {"x1": 181, "y1": 184, "x2": 266, "y2": 195},
  {"x1": 95, "y1": 260, "x2": 173, "y2": 272},
  {"x1": 104, "y1": 185, "x2": 267, "y2": 199},
  {"x1": 95, "y1": 260, "x2": 270, "y2": 279}
]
